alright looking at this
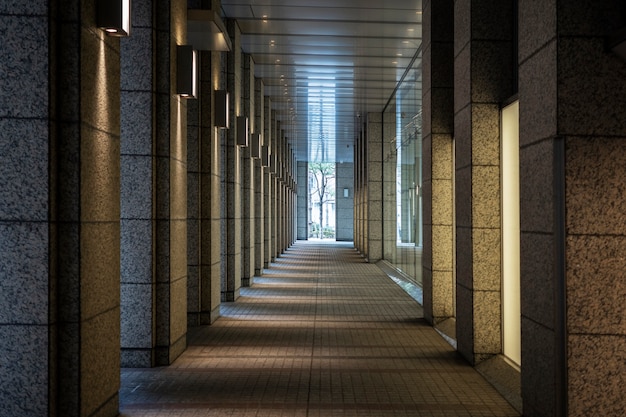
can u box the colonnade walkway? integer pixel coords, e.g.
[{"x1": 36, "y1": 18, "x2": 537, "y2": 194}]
[{"x1": 120, "y1": 241, "x2": 519, "y2": 417}]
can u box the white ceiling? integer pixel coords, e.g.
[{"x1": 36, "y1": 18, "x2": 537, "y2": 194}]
[{"x1": 220, "y1": 0, "x2": 423, "y2": 163}]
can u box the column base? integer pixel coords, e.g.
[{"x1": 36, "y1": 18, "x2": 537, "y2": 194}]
[{"x1": 221, "y1": 289, "x2": 240, "y2": 302}]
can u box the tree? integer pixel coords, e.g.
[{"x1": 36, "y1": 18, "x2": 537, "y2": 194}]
[{"x1": 308, "y1": 162, "x2": 335, "y2": 238}]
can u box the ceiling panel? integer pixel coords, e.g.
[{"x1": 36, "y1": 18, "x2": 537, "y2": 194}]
[{"x1": 220, "y1": 0, "x2": 423, "y2": 163}]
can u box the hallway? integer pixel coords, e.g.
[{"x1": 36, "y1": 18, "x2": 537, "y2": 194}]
[{"x1": 119, "y1": 241, "x2": 518, "y2": 416}]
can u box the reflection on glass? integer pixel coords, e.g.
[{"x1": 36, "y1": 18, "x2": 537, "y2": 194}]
[{"x1": 383, "y1": 53, "x2": 423, "y2": 287}]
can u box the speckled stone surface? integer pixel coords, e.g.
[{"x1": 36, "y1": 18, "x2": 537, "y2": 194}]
[
  {"x1": 121, "y1": 156, "x2": 153, "y2": 219},
  {"x1": 121, "y1": 219, "x2": 152, "y2": 283},
  {"x1": 0, "y1": 15, "x2": 48, "y2": 119},
  {"x1": 519, "y1": 140, "x2": 554, "y2": 233},
  {"x1": 121, "y1": 91, "x2": 153, "y2": 155},
  {"x1": 568, "y1": 334, "x2": 626, "y2": 417},
  {"x1": 121, "y1": 284, "x2": 153, "y2": 349},
  {"x1": 518, "y1": 42, "x2": 558, "y2": 146},
  {"x1": 563, "y1": 137, "x2": 626, "y2": 413},
  {"x1": 520, "y1": 232, "x2": 554, "y2": 328},
  {"x1": 0, "y1": 120, "x2": 48, "y2": 221},
  {"x1": 521, "y1": 318, "x2": 555, "y2": 417},
  {"x1": 0, "y1": 325, "x2": 48, "y2": 417},
  {"x1": 0, "y1": 222, "x2": 48, "y2": 324},
  {"x1": 81, "y1": 308, "x2": 120, "y2": 416}
]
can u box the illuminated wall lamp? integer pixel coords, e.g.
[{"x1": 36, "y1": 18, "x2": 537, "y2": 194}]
[
  {"x1": 215, "y1": 90, "x2": 229, "y2": 128},
  {"x1": 251, "y1": 133, "x2": 261, "y2": 159},
  {"x1": 97, "y1": 0, "x2": 131, "y2": 36},
  {"x1": 176, "y1": 45, "x2": 197, "y2": 99},
  {"x1": 236, "y1": 116, "x2": 249, "y2": 147}
]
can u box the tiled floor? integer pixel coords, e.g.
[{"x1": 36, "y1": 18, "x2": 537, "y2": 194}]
[{"x1": 120, "y1": 241, "x2": 519, "y2": 417}]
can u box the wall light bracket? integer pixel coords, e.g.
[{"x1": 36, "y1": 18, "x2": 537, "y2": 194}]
[
  {"x1": 97, "y1": 0, "x2": 131, "y2": 37},
  {"x1": 215, "y1": 90, "x2": 229, "y2": 128},
  {"x1": 251, "y1": 133, "x2": 261, "y2": 159},
  {"x1": 236, "y1": 116, "x2": 249, "y2": 147},
  {"x1": 176, "y1": 45, "x2": 197, "y2": 99}
]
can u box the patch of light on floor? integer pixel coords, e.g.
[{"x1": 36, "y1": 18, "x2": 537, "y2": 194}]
[{"x1": 387, "y1": 275, "x2": 423, "y2": 305}]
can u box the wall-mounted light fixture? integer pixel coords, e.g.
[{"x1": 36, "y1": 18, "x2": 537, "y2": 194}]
[
  {"x1": 215, "y1": 90, "x2": 229, "y2": 128},
  {"x1": 250, "y1": 133, "x2": 261, "y2": 159},
  {"x1": 187, "y1": 9, "x2": 232, "y2": 51},
  {"x1": 261, "y1": 145, "x2": 270, "y2": 167},
  {"x1": 176, "y1": 45, "x2": 197, "y2": 99},
  {"x1": 343, "y1": 188, "x2": 349, "y2": 198},
  {"x1": 236, "y1": 116, "x2": 249, "y2": 147},
  {"x1": 97, "y1": 0, "x2": 131, "y2": 37},
  {"x1": 608, "y1": 27, "x2": 626, "y2": 61}
]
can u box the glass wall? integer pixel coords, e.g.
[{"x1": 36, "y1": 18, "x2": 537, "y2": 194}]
[{"x1": 382, "y1": 53, "x2": 423, "y2": 286}]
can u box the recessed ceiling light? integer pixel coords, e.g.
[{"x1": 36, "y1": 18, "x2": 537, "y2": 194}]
[
  {"x1": 408, "y1": 28, "x2": 414, "y2": 32},
  {"x1": 396, "y1": 53, "x2": 403, "y2": 56},
  {"x1": 392, "y1": 61, "x2": 398, "y2": 64}
]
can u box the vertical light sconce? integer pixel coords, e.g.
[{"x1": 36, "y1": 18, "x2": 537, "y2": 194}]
[
  {"x1": 215, "y1": 90, "x2": 229, "y2": 128},
  {"x1": 251, "y1": 133, "x2": 261, "y2": 159},
  {"x1": 261, "y1": 145, "x2": 270, "y2": 167},
  {"x1": 343, "y1": 188, "x2": 349, "y2": 198},
  {"x1": 236, "y1": 116, "x2": 249, "y2": 147},
  {"x1": 176, "y1": 45, "x2": 197, "y2": 99},
  {"x1": 97, "y1": 0, "x2": 131, "y2": 36}
]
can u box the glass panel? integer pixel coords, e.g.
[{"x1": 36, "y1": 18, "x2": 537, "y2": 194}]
[{"x1": 383, "y1": 53, "x2": 423, "y2": 288}]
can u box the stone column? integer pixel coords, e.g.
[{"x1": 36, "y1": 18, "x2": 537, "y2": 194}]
[
  {"x1": 153, "y1": 0, "x2": 189, "y2": 366},
  {"x1": 241, "y1": 53, "x2": 255, "y2": 287},
  {"x1": 355, "y1": 124, "x2": 368, "y2": 255},
  {"x1": 382, "y1": 113, "x2": 397, "y2": 262},
  {"x1": 297, "y1": 162, "x2": 308, "y2": 240},
  {"x1": 519, "y1": 1, "x2": 626, "y2": 415},
  {"x1": 56, "y1": 3, "x2": 121, "y2": 415},
  {"x1": 363, "y1": 113, "x2": 384, "y2": 262},
  {"x1": 263, "y1": 100, "x2": 273, "y2": 267},
  {"x1": 187, "y1": 35, "x2": 224, "y2": 326},
  {"x1": 223, "y1": 19, "x2": 242, "y2": 301},
  {"x1": 454, "y1": 0, "x2": 514, "y2": 365},
  {"x1": 270, "y1": 117, "x2": 279, "y2": 262},
  {"x1": 254, "y1": 79, "x2": 265, "y2": 275},
  {"x1": 1, "y1": 2, "x2": 121, "y2": 415},
  {"x1": 120, "y1": 0, "x2": 156, "y2": 366},
  {"x1": 422, "y1": 0, "x2": 455, "y2": 326}
]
